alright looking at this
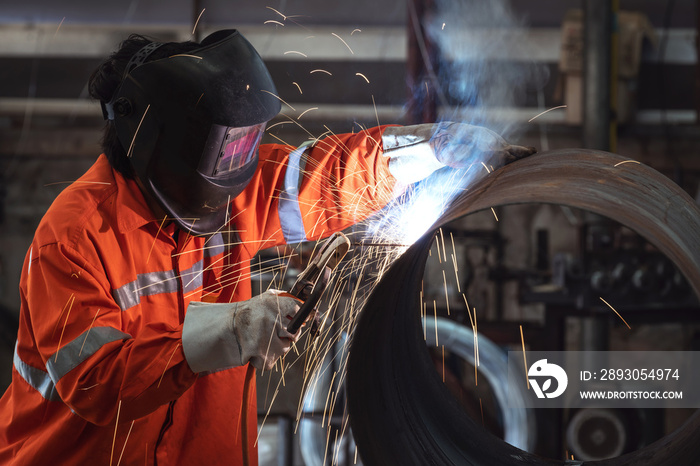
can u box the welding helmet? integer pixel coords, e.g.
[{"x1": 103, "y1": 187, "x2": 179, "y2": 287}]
[{"x1": 104, "y1": 29, "x2": 281, "y2": 235}]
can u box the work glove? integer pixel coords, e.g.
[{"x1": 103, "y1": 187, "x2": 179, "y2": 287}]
[
  {"x1": 182, "y1": 290, "x2": 301, "y2": 372},
  {"x1": 382, "y1": 122, "x2": 536, "y2": 184}
]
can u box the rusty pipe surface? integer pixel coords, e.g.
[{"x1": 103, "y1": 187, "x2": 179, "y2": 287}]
[{"x1": 347, "y1": 149, "x2": 700, "y2": 465}]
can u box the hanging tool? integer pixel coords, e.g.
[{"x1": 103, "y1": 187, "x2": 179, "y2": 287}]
[{"x1": 287, "y1": 232, "x2": 351, "y2": 335}]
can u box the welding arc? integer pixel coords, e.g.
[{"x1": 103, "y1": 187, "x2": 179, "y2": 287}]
[{"x1": 347, "y1": 149, "x2": 700, "y2": 465}]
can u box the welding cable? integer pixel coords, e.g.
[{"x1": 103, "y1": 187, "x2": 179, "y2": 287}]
[{"x1": 240, "y1": 364, "x2": 255, "y2": 466}]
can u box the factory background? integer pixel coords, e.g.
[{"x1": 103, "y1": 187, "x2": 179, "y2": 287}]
[{"x1": 1, "y1": 0, "x2": 700, "y2": 464}]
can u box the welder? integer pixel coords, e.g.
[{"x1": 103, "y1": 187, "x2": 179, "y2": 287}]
[{"x1": 0, "y1": 29, "x2": 534, "y2": 464}]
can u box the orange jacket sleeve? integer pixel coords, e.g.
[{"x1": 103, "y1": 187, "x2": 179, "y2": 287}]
[
  {"x1": 233, "y1": 125, "x2": 397, "y2": 254},
  {"x1": 22, "y1": 240, "x2": 197, "y2": 426}
]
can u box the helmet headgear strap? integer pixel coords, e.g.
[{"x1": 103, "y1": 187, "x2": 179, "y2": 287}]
[{"x1": 101, "y1": 41, "x2": 164, "y2": 120}]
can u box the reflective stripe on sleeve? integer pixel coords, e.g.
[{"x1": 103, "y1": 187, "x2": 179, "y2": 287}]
[
  {"x1": 278, "y1": 144, "x2": 310, "y2": 244},
  {"x1": 113, "y1": 269, "x2": 179, "y2": 311},
  {"x1": 204, "y1": 233, "x2": 225, "y2": 257},
  {"x1": 181, "y1": 260, "x2": 204, "y2": 293},
  {"x1": 46, "y1": 326, "x2": 131, "y2": 384},
  {"x1": 13, "y1": 342, "x2": 61, "y2": 402},
  {"x1": 112, "y1": 234, "x2": 224, "y2": 311}
]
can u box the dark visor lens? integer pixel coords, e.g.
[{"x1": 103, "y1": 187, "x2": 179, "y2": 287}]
[{"x1": 212, "y1": 122, "x2": 265, "y2": 177}]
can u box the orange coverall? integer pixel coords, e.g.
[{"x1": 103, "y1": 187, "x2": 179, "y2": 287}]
[{"x1": 0, "y1": 125, "x2": 395, "y2": 465}]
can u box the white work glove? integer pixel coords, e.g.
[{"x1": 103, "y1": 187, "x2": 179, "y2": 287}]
[
  {"x1": 182, "y1": 290, "x2": 301, "y2": 372},
  {"x1": 382, "y1": 122, "x2": 536, "y2": 184}
]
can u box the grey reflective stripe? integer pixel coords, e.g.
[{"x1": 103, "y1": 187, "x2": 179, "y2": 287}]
[
  {"x1": 46, "y1": 326, "x2": 131, "y2": 384},
  {"x1": 113, "y1": 269, "x2": 178, "y2": 311},
  {"x1": 112, "y1": 233, "x2": 223, "y2": 311},
  {"x1": 181, "y1": 260, "x2": 204, "y2": 293},
  {"x1": 205, "y1": 233, "x2": 225, "y2": 257},
  {"x1": 13, "y1": 342, "x2": 61, "y2": 402},
  {"x1": 279, "y1": 144, "x2": 310, "y2": 243}
]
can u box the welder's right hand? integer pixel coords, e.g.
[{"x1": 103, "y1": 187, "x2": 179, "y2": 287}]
[{"x1": 182, "y1": 290, "x2": 301, "y2": 373}]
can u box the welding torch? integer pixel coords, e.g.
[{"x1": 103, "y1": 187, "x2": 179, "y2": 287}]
[{"x1": 286, "y1": 232, "x2": 351, "y2": 335}]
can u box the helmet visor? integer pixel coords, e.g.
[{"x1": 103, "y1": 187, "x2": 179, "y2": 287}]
[{"x1": 203, "y1": 122, "x2": 266, "y2": 178}]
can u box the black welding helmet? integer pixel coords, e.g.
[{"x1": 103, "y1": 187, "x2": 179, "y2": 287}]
[{"x1": 104, "y1": 29, "x2": 281, "y2": 235}]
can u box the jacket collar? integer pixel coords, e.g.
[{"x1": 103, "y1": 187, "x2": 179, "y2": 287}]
[{"x1": 99, "y1": 156, "x2": 162, "y2": 234}]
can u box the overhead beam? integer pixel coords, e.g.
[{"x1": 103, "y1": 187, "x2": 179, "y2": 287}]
[{"x1": 0, "y1": 23, "x2": 694, "y2": 64}]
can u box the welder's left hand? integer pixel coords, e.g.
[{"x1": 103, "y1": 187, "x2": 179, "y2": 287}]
[
  {"x1": 382, "y1": 122, "x2": 536, "y2": 184},
  {"x1": 429, "y1": 121, "x2": 537, "y2": 168}
]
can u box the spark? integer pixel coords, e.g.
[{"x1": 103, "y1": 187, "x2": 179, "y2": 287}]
[
  {"x1": 264, "y1": 20, "x2": 285, "y2": 26},
  {"x1": 450, "y1": 232, "x2": 460, "y2": 292},
  {"x1": 266, "y1": 120, "x2": 293, "y2": 131},
  {"x1": 53, "y1": 293, "x2": 75, "y2": 336},
  {"x1": 79, "y1": 309, "x2": 100, "y2": 356},
  {"x1": 79, "y1": 383, "x2": 100, "y2": 391},
  {"x1": 599, "y1": 297, "x2": 631, "y2": 329},
  {"x1": 371, "y1": 95, "x2": 380, "y2": 127},
  {"x1": 266, "y1": 6, "x2": 287, "y2": 20},
  {"x1": 442, "y1": 22, "x2": 446, "y2": 30},
  {"x1": 439, "y1": 229, "x2": 447, "y2": 262},
  {"x1": 528, "y1": 105, "x2": 567, "y2": 123},
  {"x1": 146, "y1": 215, "x2": 168, "y2": 264},
  {"x1": 310, "y1": 69, "x2": 332, "y2": 76},
  {"x1": 110, "y1": 400, "x2": 122, "y2": 466},
  {"x1": 195, "y1": 93, "x2": 204, "y2": 108},
  {"x1": 355, "y1": 72, "x2": 370, "y2": 84},
  {"x1": 157, "y1": 344, "x2": 181, "y2": 388},
  {"x1": 614, "y1": 160, "x2": 641, "y2": 167},
  {"x1": 126, "y1": 104, "x2": 151, "y2": 158},
  {"x1": 261, "y1": 89, "x2": 296, "y2": 111},
  {"x1": 168, "y1": 54, "x2": 203, "y2": 60},
  {"x1": 334, "y1": 416, "x2": 351, "y2": 465},
  {"x1": 261, "y1": 313, "x2": 283, "y2": 376},
  {"x1": 480, "y1": 161, "x2": 492, "y2": 173},
  {"x1": 284, "y1": 50, "x2": 308, "y2": 57},
  {"x1": 433, "y1": 301, "x2": 438, "y2": 346},
  {"x1": 192, "y1": 8, "x2": 205, "y2": 35},
  {"x1": 331, "y1": 32, "x2": 354, "y2": 55},
  {"x1": 473, "y1": 307, "x2": 479, "y2": 367},
  {"x1": 520, "y1": 324, "x2": 529, "y2": 389},
  {"x1": 116, "y1": 420, "x2": 135, "y2": 466},
  {"x1": 255, "y1": 388, "x2": 280, "y2": 445},
  {"x1": 322, "y1": 374, "x2": 336, "y2": 426},
  {"x1": 322, "y1": 426, "x2": 331, "y2": 466},
  {"x1": 298, "y1": 107, "x2": 318, "y2": 119},
  {"x1": 491, "y1": 207, "x2": 499, "y2": 222},
  {"x1": 442, "y1": 270, "x2": 450, "y2": 315},
  {"x1": 54, "y1": 17, "x2": 65, "y2": 37},
  {"x1": 351, "y1": 29, "x2": 361, "y2": 35},
  {"x1": 441, "y1": 345, "x2": 445, "y2": 382},
  {"x1": 354, "y1": 242, "x2": 409, "y2": 248},
  {"x1": 420, "y1": 289, "x2": 426, "y2": 339},
  {"x1": 55, "y1": 294, "x2": 76, "y2": 362},
  {"x1": 479, "y1": 398, "x2": 484, "y2": 427},
  {"x1": 292, "y1": 82, "x2": 303, "y2": 94}
]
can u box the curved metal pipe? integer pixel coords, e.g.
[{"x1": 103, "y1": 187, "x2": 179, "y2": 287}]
[{"x1": 347, "y1": 149, "x2": 700, "y2": 465}]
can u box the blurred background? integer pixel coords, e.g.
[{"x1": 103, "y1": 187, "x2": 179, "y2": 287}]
[{"x1": 1, "y1": 1, "x2": 700, "y2": 464}]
